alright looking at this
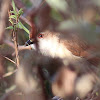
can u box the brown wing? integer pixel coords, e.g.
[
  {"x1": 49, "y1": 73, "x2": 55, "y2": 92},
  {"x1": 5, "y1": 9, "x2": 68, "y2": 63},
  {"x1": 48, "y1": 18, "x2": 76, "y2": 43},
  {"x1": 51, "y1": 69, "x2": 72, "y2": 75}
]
[{"x1": 63, "y1": 34, "x2": 100, "y2": 66}]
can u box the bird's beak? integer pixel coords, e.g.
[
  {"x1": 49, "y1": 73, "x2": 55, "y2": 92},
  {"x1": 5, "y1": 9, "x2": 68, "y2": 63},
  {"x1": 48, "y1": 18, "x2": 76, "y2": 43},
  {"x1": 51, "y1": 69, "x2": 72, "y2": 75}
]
[
  {"x1": 25, "y1": 39, "x2": 34, "y2": 46},
  {"x1": 25, "y1": 39, "x2": 36, "y2": 50}
]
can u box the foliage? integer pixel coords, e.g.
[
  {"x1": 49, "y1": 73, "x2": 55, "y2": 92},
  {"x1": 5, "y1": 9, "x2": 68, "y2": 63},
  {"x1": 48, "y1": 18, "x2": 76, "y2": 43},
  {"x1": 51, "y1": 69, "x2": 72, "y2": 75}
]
[
  {"x1": 6, "y1": 0, "x2": 29, "y2": 34},
  {"x1": 0, "y1": 0, "x2": 100, "y2": 100}
]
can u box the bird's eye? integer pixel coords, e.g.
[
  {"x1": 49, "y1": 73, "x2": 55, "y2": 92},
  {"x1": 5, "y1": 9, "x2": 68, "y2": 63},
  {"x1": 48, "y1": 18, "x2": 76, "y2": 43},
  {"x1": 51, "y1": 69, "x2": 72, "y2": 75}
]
[{"x1": 38, "y1": 33, "x2": 43, "y2": 38}]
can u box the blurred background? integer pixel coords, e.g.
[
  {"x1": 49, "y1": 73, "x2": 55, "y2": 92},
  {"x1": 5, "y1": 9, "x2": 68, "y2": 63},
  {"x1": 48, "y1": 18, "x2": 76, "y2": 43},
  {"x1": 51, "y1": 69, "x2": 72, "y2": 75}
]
[{"x1": 0, "y1": 0, "x2": 100, "y2": 100}]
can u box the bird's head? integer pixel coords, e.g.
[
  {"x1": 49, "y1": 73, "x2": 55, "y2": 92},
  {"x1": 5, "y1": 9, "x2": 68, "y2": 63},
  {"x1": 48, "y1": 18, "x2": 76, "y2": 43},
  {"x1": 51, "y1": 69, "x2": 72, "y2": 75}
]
[{"x1": 26, "y1": 31, "x2": 65, "y2": 58}]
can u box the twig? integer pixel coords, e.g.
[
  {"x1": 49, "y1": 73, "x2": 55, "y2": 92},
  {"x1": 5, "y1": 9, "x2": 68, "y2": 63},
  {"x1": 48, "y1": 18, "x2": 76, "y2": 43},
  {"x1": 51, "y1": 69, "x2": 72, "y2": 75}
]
[
  {"x1": 4, "y1": 39, "x2": 32, "y2": 51},
  {"x1": 12, "y1": 26, "x2": 20, "y2": 68},
  {"x1": 2, "y1": 69, "x2": 17, "y2": 78},
  {"x1": 1, "y1": 55, "x2": 16, "y2": 65},
  {"x1": 8, "y1": 6, "x2": 20, "y2": 68},
  {"x1": 0, "y1": 55, "x2": 18, "y2": 79}
]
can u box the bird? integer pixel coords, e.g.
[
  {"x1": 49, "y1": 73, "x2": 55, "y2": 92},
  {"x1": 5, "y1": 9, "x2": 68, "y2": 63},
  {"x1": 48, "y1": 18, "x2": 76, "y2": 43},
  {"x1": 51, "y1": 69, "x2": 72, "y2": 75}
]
[
  {"x1": 26, "y1": 30, "x2": 100, "y2": 67},
  {"x1": 25, "y1": 30, "x2": 100, "y2": 99}
]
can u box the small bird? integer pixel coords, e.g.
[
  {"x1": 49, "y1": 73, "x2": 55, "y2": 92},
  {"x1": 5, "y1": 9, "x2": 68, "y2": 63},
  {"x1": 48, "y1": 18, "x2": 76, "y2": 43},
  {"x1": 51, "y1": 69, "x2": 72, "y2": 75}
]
[
  {"x1": 26, "y1": 30, "x2": 100, "y2": 67},
  {"x1": 25, "y1": 30, "x2": 99, "y2": 99}
]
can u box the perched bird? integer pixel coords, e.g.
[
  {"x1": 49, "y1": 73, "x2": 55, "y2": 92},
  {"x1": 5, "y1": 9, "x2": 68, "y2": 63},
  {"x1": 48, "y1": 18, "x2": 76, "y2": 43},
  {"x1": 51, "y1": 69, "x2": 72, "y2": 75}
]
[
  {"x1": 25, "y1": 31, "x2": 99, "y2": 99},
  {"x1": 26, "y1": 30, "x2": 100, "y2": 67}
]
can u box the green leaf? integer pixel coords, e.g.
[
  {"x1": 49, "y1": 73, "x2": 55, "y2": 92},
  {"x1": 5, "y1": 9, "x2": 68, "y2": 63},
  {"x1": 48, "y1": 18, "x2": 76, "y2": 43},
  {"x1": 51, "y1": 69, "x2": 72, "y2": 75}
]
[
  {"x1": 17, "y1": 22, "x2": 23, "y2": 29},
  {"x1": 18, "y1": 8, "x2": 23, "y2": 17},
  {"x1": 18, "y1": 22, "x2": 29, "y2": 34},
  {"x1": 12, "y1": 0, "x2": 16, "y2": 11},
  {"x1": 6, "y1": 26, "x2": 13, "y2": 29},
  {"x1": 9, "y1": 15, "x2": 17, "y2": 19},
  {"x1": 10, "y1": 10, "x2": 17, "y2": 15},
  {"x1": 9, "y1": 19, "x2": 13, "y2": 24}
]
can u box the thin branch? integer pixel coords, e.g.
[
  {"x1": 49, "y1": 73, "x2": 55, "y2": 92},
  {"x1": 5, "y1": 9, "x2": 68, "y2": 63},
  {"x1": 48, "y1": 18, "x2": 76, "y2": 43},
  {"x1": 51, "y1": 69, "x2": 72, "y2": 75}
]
[
  {"x1": 2, "y1": 69, "x2": 17, "y2": 78},
  {"x1": 0, "y1": 55, "x2": 17, "y2": 79},
  {"x1": 8, "y1": 6, "x2": 20, "y2": 68},
  {"x1": 2, "y1": 56, "x2": 16, "y2": 65},
  {"x1": 12, "y1": 27, "x2": 20, "y2": 68},
  {"x1": 4, "y1": 39, "x2": 32, "y2": 51}
]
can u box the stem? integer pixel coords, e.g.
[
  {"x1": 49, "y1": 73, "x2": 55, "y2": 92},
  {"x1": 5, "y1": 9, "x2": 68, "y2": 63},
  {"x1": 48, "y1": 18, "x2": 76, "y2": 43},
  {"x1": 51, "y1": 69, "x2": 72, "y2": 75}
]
[{"x1": 12, "y1": 27, "x2": 19, "y2": 68}]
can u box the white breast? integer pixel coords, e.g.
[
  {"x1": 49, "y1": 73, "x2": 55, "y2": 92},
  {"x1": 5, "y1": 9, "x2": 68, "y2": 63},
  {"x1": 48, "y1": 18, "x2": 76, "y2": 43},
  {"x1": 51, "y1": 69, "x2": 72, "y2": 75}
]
[{"x1": 38, "y1": 36, "x2": 81, "y2": 63}]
